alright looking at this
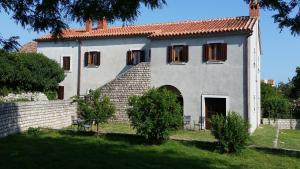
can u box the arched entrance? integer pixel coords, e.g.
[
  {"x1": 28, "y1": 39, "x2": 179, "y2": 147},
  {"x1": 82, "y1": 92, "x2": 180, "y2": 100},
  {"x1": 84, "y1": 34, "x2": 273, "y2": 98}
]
[{"x1": 159, "y1": 85, "x2": 183, "y2": 112}]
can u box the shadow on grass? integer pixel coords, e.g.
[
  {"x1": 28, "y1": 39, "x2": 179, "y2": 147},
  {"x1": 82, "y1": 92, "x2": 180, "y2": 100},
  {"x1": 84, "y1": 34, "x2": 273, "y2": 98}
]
[
  {"x1": 0, "y1": 131, "x2": 245, "y2": 169},
  {"x1": 253, "y1": 146, "x2": 300, "y2": 158}
]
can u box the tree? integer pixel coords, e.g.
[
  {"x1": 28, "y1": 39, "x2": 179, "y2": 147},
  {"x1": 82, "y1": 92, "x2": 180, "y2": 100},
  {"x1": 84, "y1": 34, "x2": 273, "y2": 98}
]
[
  {"x1": 127, "y1": 88, "x2": 182, "y2": 144},
  {"x1": 244, "y1": 0, "x2": 300, "y2": 36},
  {"x1": 0, "y1": 0, "x2": 166, "y2": 50},
  {"x1": 291, "y1": 67, "x2": 300, "y2": 99},
  {"x1": 77, "y1": 89, "x2": 115, "y2": 133},
  {"x1": 278, "y1": 80, "x2": 294, "y2": 99}
]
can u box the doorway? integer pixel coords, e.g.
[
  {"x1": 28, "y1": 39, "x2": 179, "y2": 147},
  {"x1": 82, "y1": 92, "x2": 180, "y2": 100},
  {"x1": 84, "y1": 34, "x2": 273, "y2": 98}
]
[{"x1": 205, "y1": 98, "x2": 226, "y2": 129}]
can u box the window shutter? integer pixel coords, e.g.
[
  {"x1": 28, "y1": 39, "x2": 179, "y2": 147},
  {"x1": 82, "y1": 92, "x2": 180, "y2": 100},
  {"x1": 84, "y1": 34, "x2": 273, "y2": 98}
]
[
  {"x1": 140, "y1": 50, "x2": 145, "y2": 62},
  {"x1": 203, "y1": 44, "x2": 209, "y2": 62},
  {"x1": 184, "y1": 45, "x2": 189, "y2": 62},
  {"x1": 148, "y1": 49, "x2": 151, "y2": 62},
  {"x1": 221, "y1": 43, "x2": 227, "y2": 61},
  {"x1": 58, "y1": 86, "x2": 64, "y2": 100},
  {"x1": 63, "y1": 57, "x2": 70, "y2": 70},
  {"x1": 84, "y1": 52, "x2": 88, "y2": 66},
  {"x1": 167, "y1": 46, "x2": 172, "y2": 63},
  {"x1": 127, "y1": 51, "x2": 132, "y2": 65},
  {"x1": 95, "y1": 52, "x2": 101, "y2": 66}
]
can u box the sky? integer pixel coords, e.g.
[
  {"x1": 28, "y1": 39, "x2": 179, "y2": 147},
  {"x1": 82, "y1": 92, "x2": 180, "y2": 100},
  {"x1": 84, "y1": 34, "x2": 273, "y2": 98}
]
[{"x1": 0, "y1": 0, "x2": 299, "y2": 84}]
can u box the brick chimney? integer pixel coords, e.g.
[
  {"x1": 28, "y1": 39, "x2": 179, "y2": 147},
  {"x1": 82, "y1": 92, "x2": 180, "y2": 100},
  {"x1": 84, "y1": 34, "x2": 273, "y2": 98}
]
[
  {"x1": 249, "y1": 0, "x2": 260, "y2": 18},
  {"x1": 97, "y1": 17, "x2": 107, "y2": 30},
  {"x1": 85, "y1": 18, "x2": 92, "y2": 32}
]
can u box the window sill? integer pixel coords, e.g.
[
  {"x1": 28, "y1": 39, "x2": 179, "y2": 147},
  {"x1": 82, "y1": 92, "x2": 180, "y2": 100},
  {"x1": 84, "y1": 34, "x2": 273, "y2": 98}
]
[
  {"x1": 85, "y1": 65, "x2": 100, "y2": 68},
  {"x1": 169, "y1": 62, "x2": 187, "y2": 65},
  {"x1": 205, "y1": 61, "x2": 225, "y2": 64},
  {"x1": 64, "y1": 70, "x2": 72, "y2": 73}
]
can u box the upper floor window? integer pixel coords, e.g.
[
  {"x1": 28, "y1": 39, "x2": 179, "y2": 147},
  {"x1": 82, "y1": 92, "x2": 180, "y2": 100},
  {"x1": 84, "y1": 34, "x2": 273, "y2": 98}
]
[
  {"x1": 167, "y1": 45, "x2": 189, "y2": 63},
  {"x1": 62, "y1": 56, "x2": 71, "y2": 71},
  {"x1": 203, "y1": 43, "x2": 227, "y2": 62},
  {"x1": 127, "y1": 50, "x2": 145, "y2": 65},
  {"x1": 84, "y1": 51, "x2": 100, "y2": 67}
]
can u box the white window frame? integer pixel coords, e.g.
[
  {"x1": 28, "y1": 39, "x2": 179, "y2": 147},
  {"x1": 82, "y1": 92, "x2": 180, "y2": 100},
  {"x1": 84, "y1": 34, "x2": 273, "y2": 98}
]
[
  {"x1": 201, "y1": 95, "x2": 229, "y2": 129},
  {"x1": 60, "y1": 55, "x2": 72, "y2": 73}
]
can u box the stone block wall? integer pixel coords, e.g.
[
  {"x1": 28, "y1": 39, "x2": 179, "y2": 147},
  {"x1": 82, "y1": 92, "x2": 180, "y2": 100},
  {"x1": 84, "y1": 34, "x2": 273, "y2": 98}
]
[
  {"x1": 0, "y1": 100, "x2": 77, "y2": 137},
  {"x1": 101, "y1": 62, "x2": 151, "y2": 121},
  {"x1": 262, "y1": 118, "x2": 300, "y2": 129}
]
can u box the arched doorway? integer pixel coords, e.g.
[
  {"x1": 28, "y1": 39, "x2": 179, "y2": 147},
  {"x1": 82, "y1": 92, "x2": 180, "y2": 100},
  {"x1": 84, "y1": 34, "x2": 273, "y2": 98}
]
[{"x1": 159, "y1": 85, "x2": 183, "y2": 112}]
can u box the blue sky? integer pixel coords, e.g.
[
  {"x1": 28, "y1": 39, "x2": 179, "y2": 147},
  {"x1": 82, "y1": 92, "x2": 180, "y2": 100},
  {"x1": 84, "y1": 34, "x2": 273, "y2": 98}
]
[{"x1": 1, "y1": 0, "x2": 299, "y2": 83}]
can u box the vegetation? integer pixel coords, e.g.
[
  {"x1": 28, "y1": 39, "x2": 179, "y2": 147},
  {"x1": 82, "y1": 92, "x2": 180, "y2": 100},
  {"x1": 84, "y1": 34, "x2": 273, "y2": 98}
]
[
  {"x1": 0, "y1": 128, "x2": 300, "y2": 169},
  {"x1": 279, "y1": 129, "x2": 300, "y2": 150},
  {"x1": 0, "y1": 50, "x2": 65, "y2": 97},
  {"x1": 76, "y1": 89, "x2": 116, "y2": 133},
  {"x1": 127, "y1": 88, "x2": 183, "y2": 144},
  {"x1": 250, "y1": 125, "x2": 277, "y2": 147},
  {"x1": 210, "y1": 112, "x2": 249, "y2": 153}
]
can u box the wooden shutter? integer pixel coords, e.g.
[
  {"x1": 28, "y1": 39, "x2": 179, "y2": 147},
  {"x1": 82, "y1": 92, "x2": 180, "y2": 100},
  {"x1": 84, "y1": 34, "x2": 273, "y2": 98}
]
[
  {"x1": 221, "y1": 43, "x2": 227, "y2": 61},
  {"x1": 63, "y1": 57, "x2": 70, "y2": 70},
  {"x1": 184, "y1": 45, "x2": 189, "y2": 62},
  {"x1": 203, "y1": 44, "x2": 209, "y2": 62},
  {"x1": 84, "y1": 52, "x2": 89, "y2": 66},
  {"x1": 127, "y1": 51, "x2": 132, "y2": 65},
  {"x1": 95, "y1": 52, "x2": 101, "y2": 66},
  {"x1": 140, "y1": 50, "x2": 145, "y2": 62},
  {"x1": 148, "y1": 49, "x2": 151, "y2": 62},
  {"x1": 167, "y1": 46, "x2": 172, "y2": 63},
  {"x1": 58, "y1": 86, "x2": 64, "y2": 100}
]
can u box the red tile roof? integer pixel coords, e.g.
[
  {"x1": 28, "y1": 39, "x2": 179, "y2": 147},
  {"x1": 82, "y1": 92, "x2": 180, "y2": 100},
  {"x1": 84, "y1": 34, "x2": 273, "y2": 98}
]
[
  {"x1": 19, "y1": 41, "x2": 37, "y2": 53},
  {"x1": 36, "y1": 16, "x2": 257, "y2": 41}
]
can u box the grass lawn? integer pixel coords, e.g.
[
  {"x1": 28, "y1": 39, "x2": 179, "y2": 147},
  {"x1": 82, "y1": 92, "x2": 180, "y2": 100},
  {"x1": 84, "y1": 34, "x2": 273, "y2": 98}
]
[
  {"x1": 279, "y1": 129, "x2": 300, "y2": 150},
  {"x1": 250, "y1": 125, "x2": 277, "y2": 148},
  {"x1": 0, "y1": 129, "x2": 300, "y2": 169}
]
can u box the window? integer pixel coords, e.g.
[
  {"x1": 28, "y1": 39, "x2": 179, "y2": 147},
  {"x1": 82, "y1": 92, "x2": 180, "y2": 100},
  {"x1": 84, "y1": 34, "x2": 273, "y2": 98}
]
[
  {"x1": 127, "y1": 50, "x2": 145, "y2": 65},
  {"x1": 62, "y1": 56, "x2": 71, "y2": 71},
  {"x1": 84, "y1": 51, "x2": 100, "y2": 67},
  {"x1": 203, "y1": 43, "x2": 227, "y2": 62},
  {"x1": 167, "y1": 45, "x2": 188, "y2": 63}
]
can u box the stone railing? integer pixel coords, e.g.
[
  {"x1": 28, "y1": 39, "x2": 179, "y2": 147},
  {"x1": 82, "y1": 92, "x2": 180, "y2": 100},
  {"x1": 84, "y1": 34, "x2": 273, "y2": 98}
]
[
  {"x1": 0, "y1": 100, "x2": 77, "y2": 137},
  {"x1": 262, "y1": 118, "x2": 300, "y2": 129}
]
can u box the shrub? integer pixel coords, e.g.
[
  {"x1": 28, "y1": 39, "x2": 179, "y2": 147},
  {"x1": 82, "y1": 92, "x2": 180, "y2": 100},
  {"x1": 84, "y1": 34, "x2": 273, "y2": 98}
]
[
  {"x1": 127, "y1": 88, "x2": 183, "y2": 144},
  {"x1": 76, "y1": 89, "x2": 116, "y2": 133},
  {"x1": 210, "y1": 112, "x2": 249, "y2": 153},
  {"x1": 0, "y1": 50, "x2": 65, "y2": 96},
  {"x1": 27, "y1": 127, "x2": 41, "y2": 136},
  {"x1": 263, "y1": 97, "x2": 290, "y2": 119}
]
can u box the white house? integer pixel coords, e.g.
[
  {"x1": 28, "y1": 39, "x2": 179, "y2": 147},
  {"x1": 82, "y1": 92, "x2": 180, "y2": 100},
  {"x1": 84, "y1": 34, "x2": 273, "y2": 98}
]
[{"x1": 35, "y1": 1, "x2": 261, "y2": 132}]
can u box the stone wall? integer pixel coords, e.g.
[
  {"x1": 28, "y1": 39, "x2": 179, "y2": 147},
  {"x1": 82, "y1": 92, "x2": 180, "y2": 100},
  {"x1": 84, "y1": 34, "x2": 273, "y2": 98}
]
[
  {"x1": 101, "y1": 62, "x2": 151, "y2": 121},
  {"x1": 262, "y1": 118, "x2": 300, "y2": 129},
  {"x1": 0, "y1": 100, "x2": 77, "y2": 137},
  {"x1": 0, "y1": 92, "x2": 48, "y2": 102}
]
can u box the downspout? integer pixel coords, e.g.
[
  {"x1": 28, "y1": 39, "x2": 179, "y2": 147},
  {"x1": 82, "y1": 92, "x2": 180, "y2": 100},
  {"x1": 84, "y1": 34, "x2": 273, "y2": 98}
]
[{"x1": 77, "y1": 40, "x2": 82, "y2": 96}]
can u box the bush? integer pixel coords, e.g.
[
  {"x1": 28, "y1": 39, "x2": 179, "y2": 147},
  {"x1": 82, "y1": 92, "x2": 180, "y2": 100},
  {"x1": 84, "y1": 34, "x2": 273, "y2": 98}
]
[
  {"x1": 27, "y1": 127, "x2": 41, "y2": 136},
  {"x1": 0, "y1": 50, "x2": 65, "y2": 96},
  {"x1": 127, "y1": 88, "x2": 183, "y2": 144},
  {"x1": 210, "y1": 112, "x2": 249, "y2": 153},
  {"x1": 76, "y1": 89, "x2": 116, "y2": 133},
  {"x1": 263, "y1": 97, "x2": 290, "y2": 119}
]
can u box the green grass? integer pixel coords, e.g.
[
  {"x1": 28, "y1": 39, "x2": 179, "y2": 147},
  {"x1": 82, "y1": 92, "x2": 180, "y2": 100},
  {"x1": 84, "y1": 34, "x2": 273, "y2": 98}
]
[
  {"x1": 250, "y1": 125, "x2": 277, "y2": 147},
  {"x1": 0, "y1": 129, "x2": 299, "y2": 169},
  {"x1": 279, "y1": 129, "x2": 300, "y2": 150}
]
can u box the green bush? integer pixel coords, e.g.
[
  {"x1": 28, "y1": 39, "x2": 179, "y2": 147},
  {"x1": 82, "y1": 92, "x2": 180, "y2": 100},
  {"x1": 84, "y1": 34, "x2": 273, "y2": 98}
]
[
  {"x1": 210, "y1": 112, "x2": 249, "y2": 153},
  {"x1": 76, "y1": 89, "x2": 116, "y2": 133},
  {"x1": 0, "y1": 50, "x2": 65, "y2": 96},
  {"x1": 127, "y1": 88, "x2": 183, "y2": 144},
  {"x1": 27, "y1": 127, "x2": 41, "y2": 136},
  {"x1": 263, "y1": 97, "x2": 290, "y2": 119}
]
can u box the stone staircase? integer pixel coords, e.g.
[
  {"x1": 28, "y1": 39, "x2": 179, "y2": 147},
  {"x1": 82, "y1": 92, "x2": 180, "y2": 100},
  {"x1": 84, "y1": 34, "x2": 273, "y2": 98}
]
[{"x1": 101, "y1": 62, "x2": 151, "y2": 121}]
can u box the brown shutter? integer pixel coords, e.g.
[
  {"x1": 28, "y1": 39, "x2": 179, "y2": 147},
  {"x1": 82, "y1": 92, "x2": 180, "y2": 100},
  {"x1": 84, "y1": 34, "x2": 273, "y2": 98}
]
[
  {"x1": 127, "y1": 51, "x2": 132, "y2": 65},
  {"x1": 167, "y1": 46, "x2": 172, "y2": 63},
  {"x1": 140, "y1": 50, "x2": 145, "y2": 62},
  {"x1": 203, "y1": 44, "x2": 209, "y2": 62},
  {"x1": 63, "y1": 57, "x2": 70, "y2": 70},
  {"x1": 58, "y1": 86, "x2": 64, "y2": 100},
  {"x1": 84, "y1": 52, "x2": 88, "y2": 66},
  {"x1": 148, "y1": 49, "x2": 151, "y2": 62},
  {"x1": 221, "y1": 43, "x2": 227, "y2": 61},
  {"x1": 184, "y1": 45, "x2": 189, "y2": 62},
  {"x1": 95, "y1": 52, "x2": 101, "y2": 66}
]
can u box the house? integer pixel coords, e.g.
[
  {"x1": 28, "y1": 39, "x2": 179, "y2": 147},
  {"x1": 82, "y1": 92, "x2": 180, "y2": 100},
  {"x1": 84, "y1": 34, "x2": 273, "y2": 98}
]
[
  {"x1": 261, "y1": 79, "x2": 276, "y2": 87},
  {"x1": 35, "y1": 0, "x2": 261, "y2": 132}
]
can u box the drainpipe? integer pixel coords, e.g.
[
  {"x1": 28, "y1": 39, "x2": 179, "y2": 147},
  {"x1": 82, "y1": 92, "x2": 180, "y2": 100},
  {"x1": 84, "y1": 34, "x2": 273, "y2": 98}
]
[{"x1": 77, "y1": 39, "x2": 82, "y2": 96}]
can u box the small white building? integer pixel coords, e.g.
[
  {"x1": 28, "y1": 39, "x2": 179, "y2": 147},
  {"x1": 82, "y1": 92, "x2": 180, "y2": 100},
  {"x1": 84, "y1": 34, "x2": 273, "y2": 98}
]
[{"x1": 35, "y1": 1, "x2": 261, "y2": 132}]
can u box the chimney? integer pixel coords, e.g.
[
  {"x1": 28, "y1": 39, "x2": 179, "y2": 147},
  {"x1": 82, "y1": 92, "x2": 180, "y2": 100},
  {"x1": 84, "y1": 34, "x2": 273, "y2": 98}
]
[
  {"x1": 85, "y1": 18, "x2": 92, "y2": 32},
  {"x1": 249, "y1": 0, "x2": 260, "y2": 18},
  {"x1": 97, "y1": 17, "x2": 107, "y2": 30}
]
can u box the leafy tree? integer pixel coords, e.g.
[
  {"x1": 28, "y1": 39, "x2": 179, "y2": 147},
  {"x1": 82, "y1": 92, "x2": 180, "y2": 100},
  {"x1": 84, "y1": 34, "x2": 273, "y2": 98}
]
[
  {"x1": 264, "y1": 97, "x2": 291, "y2": 119},
  {"x1": 278, "y1": 80, "x2": 294, "y2": 99},
  {"x1": 0, "y1": 0, "x2": 166, "y2": 50},
  {"x1": 244, "y1": 0, "x2": 300, "y2": 36},
  {"x1": 210, "y1": 112, "x2": 249, "y2": 153},
  {"x1": 0, "y1": 50, "x2": 65, "y2": 96},
  {"x1": 127, "y1": 88, "x2": 182, "y2": 144},
  {"x1": 77, "y1": 89, "x2": 115, "y2": 133},
  {"x1": 291, "y1": 67, "x2": 300, "y2": 99}
]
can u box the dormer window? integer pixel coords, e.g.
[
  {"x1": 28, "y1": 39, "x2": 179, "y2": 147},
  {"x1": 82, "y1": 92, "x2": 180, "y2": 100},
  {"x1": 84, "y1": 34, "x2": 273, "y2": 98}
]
[
  {"x1": 203, "y1": 43, "x2": 227, "y2": 62},
  {"x1": 84, "y1": 51, "x2": 100, "y2": 67},
  {"x1": 167, "y1": 45, "x2": 189, "y2": 63}
]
